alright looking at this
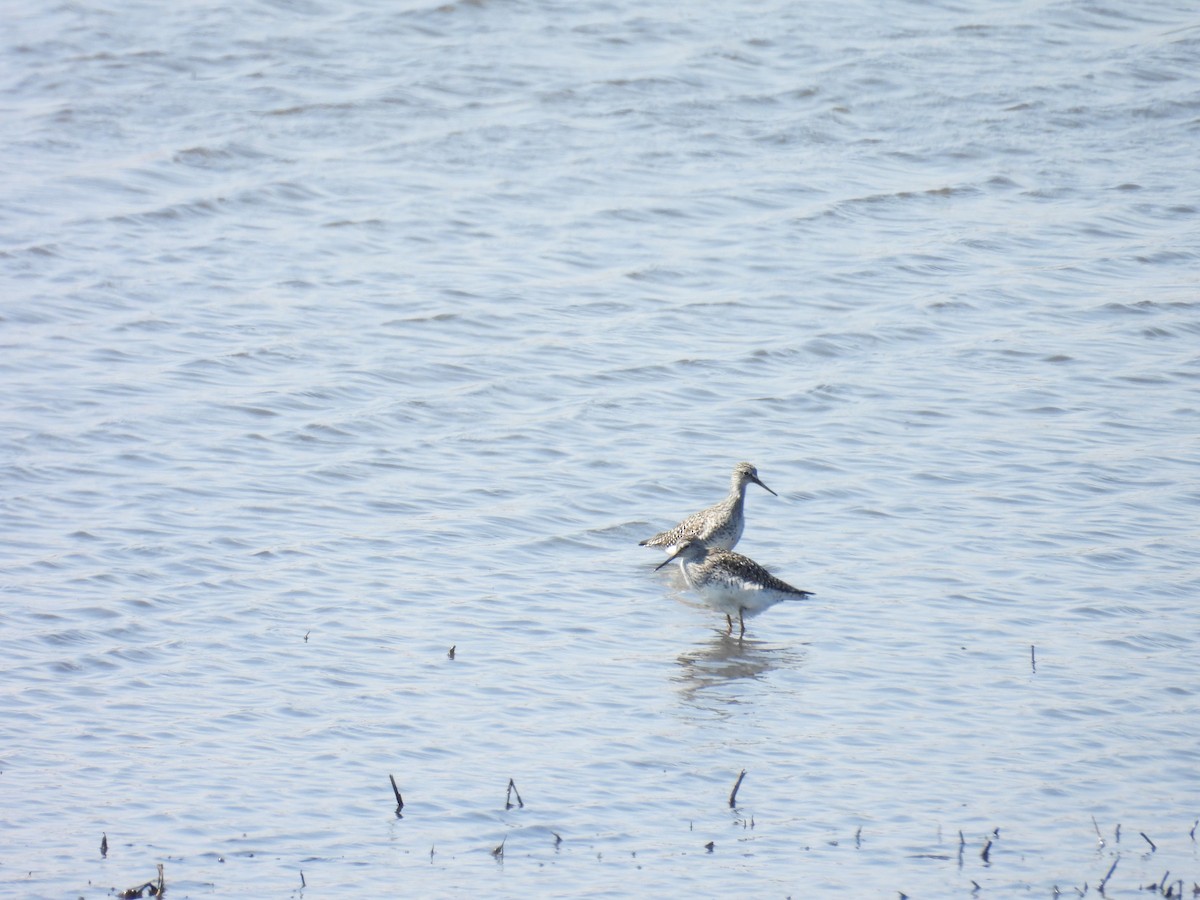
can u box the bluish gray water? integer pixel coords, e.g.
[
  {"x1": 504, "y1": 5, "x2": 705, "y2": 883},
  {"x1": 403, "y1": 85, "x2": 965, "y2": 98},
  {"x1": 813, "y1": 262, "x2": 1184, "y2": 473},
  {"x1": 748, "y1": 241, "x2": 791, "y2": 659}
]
[{"x1": 3, "y1": 0, "x2": 1199, "y2": 896}]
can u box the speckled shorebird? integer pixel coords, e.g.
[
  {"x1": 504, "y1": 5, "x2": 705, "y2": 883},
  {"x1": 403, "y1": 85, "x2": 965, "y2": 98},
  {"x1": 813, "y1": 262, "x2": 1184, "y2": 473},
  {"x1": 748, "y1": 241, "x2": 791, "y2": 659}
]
[
  {"x1": 639, "y1": 462, "x2": 776, "y2": 553},
  {"x1": 656, "y1": 539, "x2": 813, "y2": 637}
]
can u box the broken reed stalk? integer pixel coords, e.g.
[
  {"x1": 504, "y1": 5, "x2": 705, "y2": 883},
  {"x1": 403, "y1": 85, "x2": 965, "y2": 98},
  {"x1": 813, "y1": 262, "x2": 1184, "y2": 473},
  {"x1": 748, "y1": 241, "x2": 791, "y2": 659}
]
[
  {"x1": 1097, "y1": 854, "x2": 1119, "y2": 892},
  {"x1": 1092, "y1": 815, "x2": 1105, "y2": 849},
  {"x1": 389, "y1": 775, "x2": 404, "y2": 818},
  {"x1": 981, "y1": 838, "x2": 992, "y2": 863},
  {"x1": 1031, "y1": 644, "x2": 1036, "y2": 673},
  {"x1": 300, "y1": 869, "x2": 306, "y2": 888},
  {"x1": 506, "y1": 778, "x2": 523, "y2": 810},
  {"x1": 492, "y1": 836, "x2": 506, "y2": 860},
  {"x1": 1140, "y1": 831, "x2": 1156, "y2": 852},
  {"x1": 1158, "y1": 869, "x2": 1171, "y2": 894},
  {"x1": 728, "y1": 769, "x2": 747, "y2": 808},
  {"x1": 101, "y1": 833, "x2": 108, "y2": 858},
  {"x1": 157, "y1": 863, "x2": 164, "y2": 897}
]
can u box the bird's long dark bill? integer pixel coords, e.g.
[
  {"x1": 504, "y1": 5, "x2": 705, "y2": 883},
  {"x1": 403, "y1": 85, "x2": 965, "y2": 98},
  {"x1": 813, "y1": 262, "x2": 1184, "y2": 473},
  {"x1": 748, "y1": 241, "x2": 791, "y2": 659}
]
[
  {"x1": 755, "y1": 477, "x2": 778, "y2": 496},
  {"x1": 655, "y1": 554, "x2": 677, "y2": 571}
]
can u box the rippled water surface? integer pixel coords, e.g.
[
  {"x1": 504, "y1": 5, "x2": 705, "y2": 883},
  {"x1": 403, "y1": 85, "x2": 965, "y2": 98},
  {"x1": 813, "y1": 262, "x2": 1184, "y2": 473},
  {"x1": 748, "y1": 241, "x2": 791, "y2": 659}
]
[{"x1": 3, "y1": 0, "x2": 1200, "y2": 896}]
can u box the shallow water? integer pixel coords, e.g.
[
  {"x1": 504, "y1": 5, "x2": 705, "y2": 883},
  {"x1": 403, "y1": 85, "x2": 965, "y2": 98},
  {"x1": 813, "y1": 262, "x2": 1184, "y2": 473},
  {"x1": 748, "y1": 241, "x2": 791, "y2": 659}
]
[{"x1": 3, "y1": 0, "x2": 1199, "y2": 896}]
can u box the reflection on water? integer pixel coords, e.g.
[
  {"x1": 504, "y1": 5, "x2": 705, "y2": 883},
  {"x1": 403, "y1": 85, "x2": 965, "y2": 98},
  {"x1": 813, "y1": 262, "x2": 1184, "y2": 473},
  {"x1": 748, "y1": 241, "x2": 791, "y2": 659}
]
[{"x1": 673, "y1": 632, "x2": 808, "y2": 706}]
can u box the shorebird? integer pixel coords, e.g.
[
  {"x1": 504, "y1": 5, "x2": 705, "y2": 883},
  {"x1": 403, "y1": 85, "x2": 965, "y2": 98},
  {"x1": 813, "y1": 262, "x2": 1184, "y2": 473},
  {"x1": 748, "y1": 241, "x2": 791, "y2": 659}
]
[
  {"x1": 657, "y1": 539, "x2": 813, "y2": 637},
  {"x1": 639, "y1": 462, "x2": 776, "y2": 553}
]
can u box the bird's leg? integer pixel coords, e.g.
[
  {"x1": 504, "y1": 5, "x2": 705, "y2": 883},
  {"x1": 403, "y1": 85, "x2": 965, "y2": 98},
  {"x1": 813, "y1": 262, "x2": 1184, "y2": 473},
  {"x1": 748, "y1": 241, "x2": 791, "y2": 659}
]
[
  {"x1": 738, "y1": 609, "x2": 746, "y2": 639},
  {"x1": 725, "y1": 613, "x2": 733, "y2": 633}
]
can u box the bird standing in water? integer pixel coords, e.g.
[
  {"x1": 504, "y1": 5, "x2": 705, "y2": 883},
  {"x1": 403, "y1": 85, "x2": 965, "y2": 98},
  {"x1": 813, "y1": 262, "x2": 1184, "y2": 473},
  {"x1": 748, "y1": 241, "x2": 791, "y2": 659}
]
[
  {"x1": 657, "y1": 539, "x2": 813, "y2": 637},
  {"x1": 640, "y1": 462, "x2": 776, "y2": 554}
]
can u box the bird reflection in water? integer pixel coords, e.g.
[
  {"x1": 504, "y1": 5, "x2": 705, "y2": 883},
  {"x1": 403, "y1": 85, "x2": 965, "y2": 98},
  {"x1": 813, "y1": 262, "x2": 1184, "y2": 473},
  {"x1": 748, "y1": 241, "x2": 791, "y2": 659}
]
[{"x1": 673, "y1": 631, "x2": 807, "y2": 708}]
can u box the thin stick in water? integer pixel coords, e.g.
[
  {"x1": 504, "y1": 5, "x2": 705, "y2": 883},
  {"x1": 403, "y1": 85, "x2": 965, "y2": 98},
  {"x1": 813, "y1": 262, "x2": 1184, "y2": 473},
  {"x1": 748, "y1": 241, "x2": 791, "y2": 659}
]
[
  {"x1": 1140, "y1": 831, "x2": 1156, "y2": 852},
  {"x1": 389, "y1": 775, "x2": 404, "y2": 817},
  {"x1": 728, "y1": 769, "x2": 747, "y2": 808},
  {"x1": 1098, "y1": 854, "x2": 1118, "y2": 893},
  {"x1": 1092, "y1": 815, "x2": 1105, "y2": 849},
  {"x1": 506, "y1": 778, "x2": 523, "y2": 809}
]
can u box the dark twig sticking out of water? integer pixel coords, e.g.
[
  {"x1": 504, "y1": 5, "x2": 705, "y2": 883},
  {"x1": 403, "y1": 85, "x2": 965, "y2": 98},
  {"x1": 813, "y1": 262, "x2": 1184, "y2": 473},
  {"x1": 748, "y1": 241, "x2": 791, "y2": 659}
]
[
  {"x1": 300, "y1": 870, "x2": 306, "y2": 888},
  {"x1": 728, "y1": 769, "x2": 747, "y2": 808},
  {"x1": 1093, "y1": 816, "x2": 1106, "y2": 849},
  {"x1": 1153, "y1": 870, "x2": 1173, "y2": 896},
  {"x1": 1098, "y1": 854, "x2": 1119, "y2": 893},
  {"x1": 1031, "y1": 644, "x2": 1036, "y2": 673},
  {"x1": 506, "y1": 778, "x2": 523, "y2": 810},
  {"x1": 981, "y1": 837, "x2": 992, "y2": 864},
  {"x1": 553, "y1": 832, "x2": 562, "y2": 848},
  {"x1": 1190, "y1": 819, "x2": 1198, "y2": 841},
  {"x1": 1141, "y1": 831, "x2": 1157, "y2": 853},
  {"x1": 389, "y1": 775, "x2": 404, "y2": 818},
  {"x1": 448, "y1": 645, "x2": 456, "y2": 660},
  {"x1": 704, "y1": 841, "x2": 715, "y2": 853},
  {"x1": 101, "y1": 833, "x2": 108, "y2": 858},
  {"x1": 957, "y1": 830, "x2": 965, "y2": 869},
  {"x1": 492, "y1": 837, "x2": 506, "y2": 860}
]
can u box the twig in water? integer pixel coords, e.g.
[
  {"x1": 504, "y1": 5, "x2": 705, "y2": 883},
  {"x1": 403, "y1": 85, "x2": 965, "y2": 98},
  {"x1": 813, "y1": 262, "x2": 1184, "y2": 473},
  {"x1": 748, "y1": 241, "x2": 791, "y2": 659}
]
[
  {"x1": 856, "y1": 826, "x2": 863, "y2": 849},
  {"x1": 101, "y1": 833, "x2": 108, "y2": 858},
  {"x1": 728, "y1": 769, "x2": 747, "y2": 808},
  {"x1": 1098, "y1": 854, "x2": 1118, "y2": 893},
  {"x1": 492, "y1": 836, "x2": 506, "y2": 860},
  {"x1": 1031, "y1": 644, "x2": 1036, "y2": 673},
  {"x1": 1093, "y1": 815, "x2": 1106, "y2": 849},
  {"x1": 1190, "y1": 819, "x2": 1197, "y2": 841},
  {"x1": 553, "y1": 832, "x2": 562, "y2": 848},
  {"x1": 1115, "y1": 823, "x2": 1121, "y2": 843},
  {"x1": 506, "y1": 778, "x2": 523, "y2": 809},
  {"x1": 389, "y1": 775, "x2": 404, "y2": 818},
  {"x1": 300, "y1": 869, "x2": 306, "y2": 888},
  {"x1": 448, "y1": 645, "x2": 455, "y2": 660},
  {"x1": 430, "y1": 845, "x2": 435, "y2": 863},
  {"x1": 704, "y1": 841, "x2": 715, "y2": 853},
  {"x1": 1141, "y1": 832, "x2": 1157, "y2": 853},
  {"x1": 981, "y1": 838, "x2": 992, "y2": 864},
  {"x1": 957, "y1": 830, "x2": 965, "y2": 869}
]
